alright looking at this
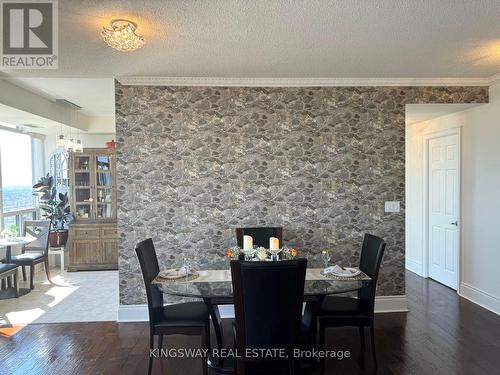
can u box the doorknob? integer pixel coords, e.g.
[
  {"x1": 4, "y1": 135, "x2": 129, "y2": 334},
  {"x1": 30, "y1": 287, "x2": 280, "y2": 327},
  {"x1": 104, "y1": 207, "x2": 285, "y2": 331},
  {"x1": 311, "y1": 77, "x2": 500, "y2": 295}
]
[{"x1": 451, "y1": 221, "x2": 458, "y2": 226}]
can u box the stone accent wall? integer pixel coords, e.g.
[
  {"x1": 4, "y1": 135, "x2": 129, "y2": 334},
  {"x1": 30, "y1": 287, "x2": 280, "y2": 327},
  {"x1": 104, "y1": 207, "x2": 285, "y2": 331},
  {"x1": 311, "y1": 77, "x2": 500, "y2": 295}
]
[{"x1": 115, "y1": 84, "x2": 488, "y2": 305}]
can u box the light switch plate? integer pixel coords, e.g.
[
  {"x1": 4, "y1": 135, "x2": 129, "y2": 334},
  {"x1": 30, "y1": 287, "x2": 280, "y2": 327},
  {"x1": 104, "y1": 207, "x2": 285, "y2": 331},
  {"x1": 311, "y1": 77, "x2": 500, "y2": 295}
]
[{"x1": 385, "y1": 201, "x2": 400, "y2": 213}]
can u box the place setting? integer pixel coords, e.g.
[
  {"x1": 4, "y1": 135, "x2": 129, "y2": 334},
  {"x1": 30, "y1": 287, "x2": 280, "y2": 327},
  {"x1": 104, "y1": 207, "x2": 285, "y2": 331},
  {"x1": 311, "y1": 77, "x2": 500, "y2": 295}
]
[
  {"x1": 156, "y1": 257, "x2": 200, "y2": 283},
  {"x1": 320, "y1": 250, "x2": 369, "y2": 281}
]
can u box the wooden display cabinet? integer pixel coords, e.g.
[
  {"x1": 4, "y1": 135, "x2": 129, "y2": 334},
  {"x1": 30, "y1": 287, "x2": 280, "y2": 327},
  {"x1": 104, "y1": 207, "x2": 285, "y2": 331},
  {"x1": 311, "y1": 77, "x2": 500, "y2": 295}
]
[{"x1": 68, "y1": 149, "x2": 118, "y2": 271}]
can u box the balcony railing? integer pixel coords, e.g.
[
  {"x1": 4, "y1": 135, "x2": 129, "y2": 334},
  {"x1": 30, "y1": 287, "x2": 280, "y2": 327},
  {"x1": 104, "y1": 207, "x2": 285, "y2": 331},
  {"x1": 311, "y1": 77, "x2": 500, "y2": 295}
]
[{"x1": 1, "y1": 208, "x2": 39, "y2": 234}]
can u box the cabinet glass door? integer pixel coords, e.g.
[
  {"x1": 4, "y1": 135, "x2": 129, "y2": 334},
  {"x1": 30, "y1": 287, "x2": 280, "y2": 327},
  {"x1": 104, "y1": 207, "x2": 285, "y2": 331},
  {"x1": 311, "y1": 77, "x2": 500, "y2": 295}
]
[
  {"x1": 95, "y1": 155, "x2": 113, "y2": 219},
  {"x1": 74, "y1": 155, "x2": 93, "y2": 219}
]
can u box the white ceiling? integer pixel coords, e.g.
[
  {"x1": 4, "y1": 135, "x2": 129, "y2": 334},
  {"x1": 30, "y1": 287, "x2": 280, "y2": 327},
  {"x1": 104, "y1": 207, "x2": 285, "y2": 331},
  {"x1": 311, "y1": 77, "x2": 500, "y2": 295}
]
[
  {"x1": 7, "y1": 78, "x2": 115, "y2": 117},
  {"x1": 1, "y1": 0, "x2": 499, "y2": 79},
  {"x1": 405, "y1": 103, "x2": 483, "y2": 125},
  {"x1": 0, "y1": 103, "x2": 61, "y2": 130}
]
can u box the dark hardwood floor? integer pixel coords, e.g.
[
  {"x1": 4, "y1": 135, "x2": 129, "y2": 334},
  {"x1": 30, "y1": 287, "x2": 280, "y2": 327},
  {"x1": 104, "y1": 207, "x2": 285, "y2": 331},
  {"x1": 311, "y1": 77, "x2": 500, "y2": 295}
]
[{"x1": 1, "y1": 271, "x2": 499, "y2": 374}]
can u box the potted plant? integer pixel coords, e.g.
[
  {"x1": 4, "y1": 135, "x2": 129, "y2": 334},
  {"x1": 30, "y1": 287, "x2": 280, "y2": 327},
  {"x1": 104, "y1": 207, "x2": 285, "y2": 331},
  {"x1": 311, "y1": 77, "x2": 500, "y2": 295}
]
[{"x1": 33, "y1": 174, "x2": 74, "y2": 246}]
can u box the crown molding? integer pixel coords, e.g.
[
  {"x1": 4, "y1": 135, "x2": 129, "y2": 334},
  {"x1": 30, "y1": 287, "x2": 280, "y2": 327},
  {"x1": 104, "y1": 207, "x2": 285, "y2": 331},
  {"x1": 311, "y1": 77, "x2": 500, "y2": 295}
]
[{"x1": 117, "y1": 76, "x2": 491, "y2": 87}]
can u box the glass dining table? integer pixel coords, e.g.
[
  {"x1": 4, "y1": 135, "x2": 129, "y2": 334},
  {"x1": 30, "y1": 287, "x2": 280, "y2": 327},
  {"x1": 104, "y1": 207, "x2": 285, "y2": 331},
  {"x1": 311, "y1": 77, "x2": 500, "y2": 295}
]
[{"x1": 154, "y1": 268, "x2": 370, "y2": 373}]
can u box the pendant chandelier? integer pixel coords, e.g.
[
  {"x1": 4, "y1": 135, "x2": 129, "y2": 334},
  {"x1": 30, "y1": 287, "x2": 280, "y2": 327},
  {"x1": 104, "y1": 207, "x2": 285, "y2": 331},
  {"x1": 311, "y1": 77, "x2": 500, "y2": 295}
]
[{"x1": 55, "y1": 107, "x2": 84, "y2": 153}]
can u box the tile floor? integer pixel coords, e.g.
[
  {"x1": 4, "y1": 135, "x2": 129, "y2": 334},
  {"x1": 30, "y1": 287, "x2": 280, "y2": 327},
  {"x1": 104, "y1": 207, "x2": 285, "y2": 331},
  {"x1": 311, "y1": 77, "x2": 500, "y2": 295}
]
[{"x1": 0, "y1": 264, "x2": 118, "y2": 325}]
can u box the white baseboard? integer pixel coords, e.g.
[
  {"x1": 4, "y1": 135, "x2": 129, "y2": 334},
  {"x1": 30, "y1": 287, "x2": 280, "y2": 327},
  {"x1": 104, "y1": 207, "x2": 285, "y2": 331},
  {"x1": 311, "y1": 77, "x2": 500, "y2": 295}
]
[
  {"x1": 374, "y1": 295, "x2": 408, "y2": 313},
  {"x1": 459, "y1": 282, "x2": 500, "y2": 316},
  {"x1": 118, "y1": 304, "x2": 149, "y2": 322},
  {"x1": 118, "y1": 296, "x2": 407, "y2": 322},
  {"x1": 405, "y1": 259, "x2": 424, "y2": 277}
]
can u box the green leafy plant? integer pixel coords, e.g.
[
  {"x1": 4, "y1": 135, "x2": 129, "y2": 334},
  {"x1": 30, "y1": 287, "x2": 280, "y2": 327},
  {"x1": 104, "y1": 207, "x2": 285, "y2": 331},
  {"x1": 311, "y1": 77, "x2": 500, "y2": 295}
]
[{"x1": 33, "y1": 174, "x2": 74, "y2": 231}]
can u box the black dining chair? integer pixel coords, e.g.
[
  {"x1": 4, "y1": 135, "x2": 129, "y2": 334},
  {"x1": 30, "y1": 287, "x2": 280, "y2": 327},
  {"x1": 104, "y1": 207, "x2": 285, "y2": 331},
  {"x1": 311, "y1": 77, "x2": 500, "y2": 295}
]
[
  {"x1": 0, "y1": 263, "x2": 19, "y2": 297},
  {"x1": 230, "y1": 258, "x2": 307, "y2": 374},
  {"x1": 135, "y1": 238, "x2": 210, "y2": 375},
  {"x1": 236, "y1": 227, "x2": 283, "y2": 248},
  {"x1": 7, "y1": 220, "x2": 51, "y2": 289},
  {"x1": 317, "y1": 233, "x2": 386, "y2": 370}
]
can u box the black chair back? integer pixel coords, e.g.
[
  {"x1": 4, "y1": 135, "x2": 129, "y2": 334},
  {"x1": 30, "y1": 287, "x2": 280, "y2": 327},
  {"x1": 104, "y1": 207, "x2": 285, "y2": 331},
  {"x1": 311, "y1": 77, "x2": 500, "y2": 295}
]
[
  {"x1": 236, "y1": 227, "x2": 283, "y2": 248},
  {"x1": 358, "y1": 234, "x2": 386, "y2": 316},
  {"x1": 23, "y1": 220, "x2": 51, "y2": 255},
  {"x1": 135, "y1": 238, "x2": 164, "y2": 327},
  {"x1": 230, "y1": 259, "x2": 307, "y2": 354}
]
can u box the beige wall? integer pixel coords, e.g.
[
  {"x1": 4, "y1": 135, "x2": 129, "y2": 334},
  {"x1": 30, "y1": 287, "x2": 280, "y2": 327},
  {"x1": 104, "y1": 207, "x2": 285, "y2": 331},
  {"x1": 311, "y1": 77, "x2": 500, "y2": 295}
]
[{"x1": 406, "y1": 80, "x2": 500, "y2": 314}]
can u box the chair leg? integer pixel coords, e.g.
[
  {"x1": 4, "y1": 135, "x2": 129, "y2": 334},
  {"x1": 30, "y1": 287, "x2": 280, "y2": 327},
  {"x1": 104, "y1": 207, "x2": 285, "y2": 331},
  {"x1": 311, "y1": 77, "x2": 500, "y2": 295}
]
[
  {"x1": 60, "y1": 251, "x2": 65, "y2": 271},
  {"x1": 370, "y1": 323, "x2": 377, "y2": 369},
  {"x1": 358, "y1": 326, "x2": 366, "y2": 369},
  {"x1": 148, "y1": 334, "x2": 154, "y2": 375},
  {"x1": 44, "y1": 257, "x2": 51, "y2": 283},
  {"x1": 319, "y1": 324, "x2": 326, "y2": 375},
  {"x1": 359, "y1": 326, "x2": 366, "y2": 352},
  {"x1": 158, "y1": 335, "x2": 163, "y2": 350},
  {"x1": 201, "y1": 326, "x2": 209, "y2": 375},
  {"x1": 236, "y1": 358, "x2": 245, "y2": 375},
  {"x1": 289, "y1": 358, "x2": 298, "y2": 375},
  {"x1": 30, "y1": 265, "x2": 35, "y2": 289},
  {"x1": 22, "y1": 266, "x2": 26, "y2": 281},
  {"x1": 13, "y1": 273, "x2": 19, "y2": 298}
]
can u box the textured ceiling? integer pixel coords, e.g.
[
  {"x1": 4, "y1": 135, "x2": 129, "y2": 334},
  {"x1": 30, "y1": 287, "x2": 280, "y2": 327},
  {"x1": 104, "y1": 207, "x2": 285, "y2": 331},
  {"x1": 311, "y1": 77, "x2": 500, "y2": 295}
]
[{"x1": 1, "y1": 0, "x2": 499, "y2": 79}]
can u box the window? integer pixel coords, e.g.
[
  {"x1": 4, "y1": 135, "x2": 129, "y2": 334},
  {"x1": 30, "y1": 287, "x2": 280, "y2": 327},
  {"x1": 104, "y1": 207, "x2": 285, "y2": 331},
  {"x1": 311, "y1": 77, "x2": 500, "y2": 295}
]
[{"x1": 0, "y1": 127, "x2": 43, "y2": 233}]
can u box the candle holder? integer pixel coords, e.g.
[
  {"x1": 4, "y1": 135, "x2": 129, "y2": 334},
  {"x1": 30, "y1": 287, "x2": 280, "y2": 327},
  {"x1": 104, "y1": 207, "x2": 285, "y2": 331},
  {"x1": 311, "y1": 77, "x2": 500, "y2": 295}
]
[
  {"x1": 241, "y1": 249, "x2": 256, "y2": 261},
  {"x1": 269, "y1": 249, "x2": 281, "y2": 261}
]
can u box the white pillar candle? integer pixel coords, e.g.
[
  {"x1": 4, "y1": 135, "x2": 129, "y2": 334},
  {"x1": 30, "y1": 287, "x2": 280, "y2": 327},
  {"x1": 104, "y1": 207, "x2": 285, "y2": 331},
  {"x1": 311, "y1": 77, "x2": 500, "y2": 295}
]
[
  {"x1": 243, "y1": 235, "x2": 253, "y2": 251},
  {"x1": 269, "y1": 237, "x2": 280, "y2": 251}
]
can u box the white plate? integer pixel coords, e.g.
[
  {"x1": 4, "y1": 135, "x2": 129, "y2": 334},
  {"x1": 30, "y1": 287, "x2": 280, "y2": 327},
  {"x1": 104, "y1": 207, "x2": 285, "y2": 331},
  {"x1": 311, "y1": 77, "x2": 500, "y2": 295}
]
[
  {"x1": 333, "y1": 267, "x2": 361, "y2": 277},
  {"x1": 159, "y1": 268, "x2": 191, "y2": 279},
  {"x1": 324, "y1": 267, "x2": 362, "y2": 277}
]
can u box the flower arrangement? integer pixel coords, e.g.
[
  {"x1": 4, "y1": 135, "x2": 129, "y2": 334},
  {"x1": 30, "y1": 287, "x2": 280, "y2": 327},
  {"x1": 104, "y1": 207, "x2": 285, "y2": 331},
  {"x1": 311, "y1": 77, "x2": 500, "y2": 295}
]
[
  {"x1": 224, "y1": 245, "x2": 299, "y2": 261},
  {"x1": 225, "y1": 246, "x2": 241, "y2": 259},
  {"x1": 255, "y1": 247, "x2": 268, "y2": 260},
  {"x1": 282, "y1": 246, "x2": 299, "y2": 259}
]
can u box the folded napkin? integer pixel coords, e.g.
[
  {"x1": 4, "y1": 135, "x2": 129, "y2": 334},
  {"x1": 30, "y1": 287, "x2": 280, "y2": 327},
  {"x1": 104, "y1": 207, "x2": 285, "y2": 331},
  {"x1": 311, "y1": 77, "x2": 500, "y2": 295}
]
[
  {"x1": 323, "y1": 265, "x2": 361, "y2": 277},
  {"x1": 159, "y1": 267, "x2": 193, "y2": 280}
]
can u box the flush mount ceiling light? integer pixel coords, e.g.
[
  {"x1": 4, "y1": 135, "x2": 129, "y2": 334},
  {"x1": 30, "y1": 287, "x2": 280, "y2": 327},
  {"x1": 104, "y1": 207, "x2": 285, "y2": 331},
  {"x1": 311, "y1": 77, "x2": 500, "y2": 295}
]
[{"x1": 101, "y1": 19, "x2": 145, "y2": 52}]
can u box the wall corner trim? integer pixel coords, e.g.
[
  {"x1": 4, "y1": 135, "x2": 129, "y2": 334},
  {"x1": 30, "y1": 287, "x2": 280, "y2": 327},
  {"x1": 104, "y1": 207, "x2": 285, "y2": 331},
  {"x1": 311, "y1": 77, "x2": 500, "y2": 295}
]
[
  {"x1": 117, "y1": 295, "x2": 408, "y2": 322},
  {"x1": 488, "y1": 73, "x2": 500, "y2": 85},
  {"x1": 459, "y1": 283, "x2": 500, "y2": 316}
]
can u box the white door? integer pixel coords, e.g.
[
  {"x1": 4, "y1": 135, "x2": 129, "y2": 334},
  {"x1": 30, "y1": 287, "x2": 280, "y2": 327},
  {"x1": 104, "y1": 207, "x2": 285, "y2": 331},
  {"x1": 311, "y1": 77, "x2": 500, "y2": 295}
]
[{"x1": 428, "y1": 134, "x2": 460, "y2": 289}]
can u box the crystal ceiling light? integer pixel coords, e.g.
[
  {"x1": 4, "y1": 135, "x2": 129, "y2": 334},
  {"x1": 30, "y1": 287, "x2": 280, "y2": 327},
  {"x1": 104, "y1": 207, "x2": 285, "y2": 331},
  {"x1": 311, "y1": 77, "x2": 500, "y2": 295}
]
[{"x1": 101, "y1": 19, "x2": 145, "y2": 52}]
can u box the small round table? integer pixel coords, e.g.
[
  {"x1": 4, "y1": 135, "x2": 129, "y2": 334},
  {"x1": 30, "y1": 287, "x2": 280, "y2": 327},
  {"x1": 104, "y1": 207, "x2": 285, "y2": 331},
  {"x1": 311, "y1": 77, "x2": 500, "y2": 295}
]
[
  {"x1": 156, "y1": 269, "x2": 368, "y2": 373},
  {"x1": 0, "y1": 236, "x2": 36, "y2": 299}
]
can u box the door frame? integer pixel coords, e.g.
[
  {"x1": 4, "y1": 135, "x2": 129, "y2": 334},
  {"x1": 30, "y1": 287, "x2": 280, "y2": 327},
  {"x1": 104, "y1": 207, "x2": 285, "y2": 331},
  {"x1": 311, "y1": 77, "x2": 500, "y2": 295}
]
[{"x1": 422, "y1": 127, "x2": 462, "y2": 292}]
